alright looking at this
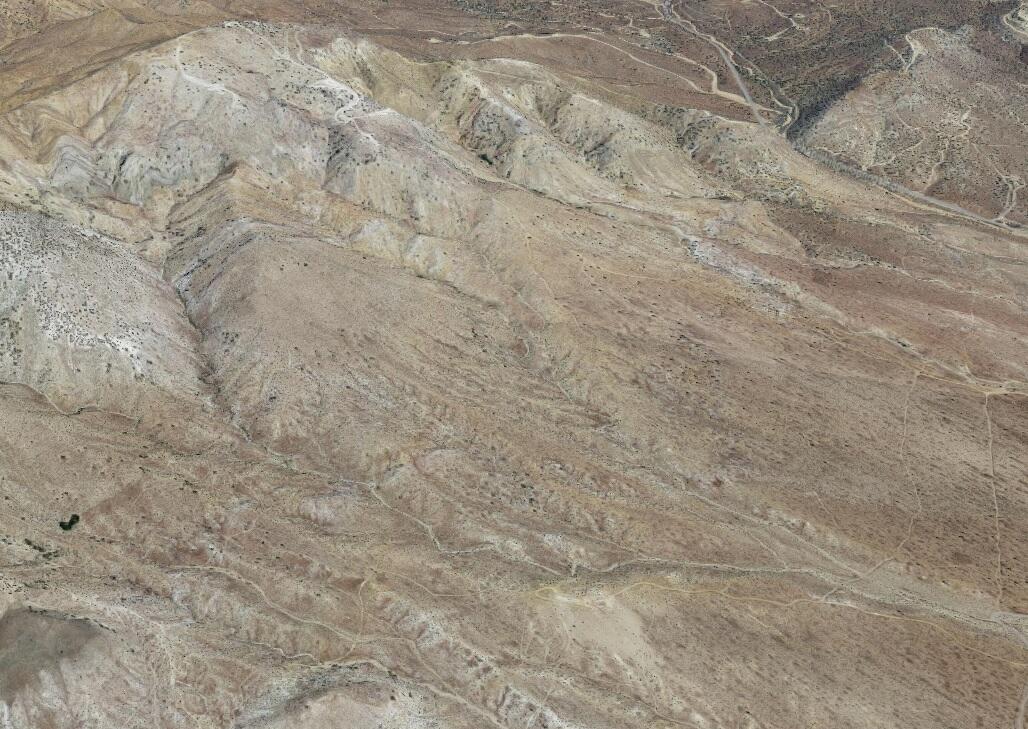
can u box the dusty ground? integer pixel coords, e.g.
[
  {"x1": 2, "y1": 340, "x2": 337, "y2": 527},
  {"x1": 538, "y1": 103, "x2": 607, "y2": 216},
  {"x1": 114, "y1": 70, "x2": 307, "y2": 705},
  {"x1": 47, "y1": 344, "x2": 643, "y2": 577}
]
[{"x1": 0, "y1": 2, "x2": 1026, "y2": 728}]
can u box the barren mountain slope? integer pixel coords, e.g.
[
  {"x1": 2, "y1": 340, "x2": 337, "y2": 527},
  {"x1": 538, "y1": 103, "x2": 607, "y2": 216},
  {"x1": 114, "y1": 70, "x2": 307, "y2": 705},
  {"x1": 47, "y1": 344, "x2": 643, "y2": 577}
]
[
  {"x1": 801, "y1": 26, "x2": 1028, "y2": 226},
  {"x1": 0, "y1": 4, "x2": 1026, "y2": 729}
]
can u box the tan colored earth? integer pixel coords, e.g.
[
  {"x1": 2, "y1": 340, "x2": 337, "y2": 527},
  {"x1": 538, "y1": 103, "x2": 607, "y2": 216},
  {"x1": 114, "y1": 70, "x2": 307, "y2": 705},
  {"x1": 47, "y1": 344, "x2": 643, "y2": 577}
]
[{"x1": 0, "y1": 1, "x2": 1026, "y2": 728}]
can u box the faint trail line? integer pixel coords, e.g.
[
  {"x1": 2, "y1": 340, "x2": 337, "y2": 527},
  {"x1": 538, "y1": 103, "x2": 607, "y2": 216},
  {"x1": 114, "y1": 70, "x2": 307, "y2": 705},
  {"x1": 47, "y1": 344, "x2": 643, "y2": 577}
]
[
  {"x1": 1015, "y1": 680, "x2": 1028, "y2": 729},
  {"x1": 168, "y1": 564, "x2": 358, "y2": 641},
  {"x1": 883, "y1": 370, "x2": 925, "y2": 566},
  {"x1": 900, "y1": 371, "x2": 924, "y2": 518},
  {"x1": 810, "y1": 371, "x2": 930, "y2": 606},
  {"x1": 582, "y1": 581, "x2": 1028, "y2": 667},
  {"x1": 983, "y1": 393, "x2": 1004, "y2": 605}
]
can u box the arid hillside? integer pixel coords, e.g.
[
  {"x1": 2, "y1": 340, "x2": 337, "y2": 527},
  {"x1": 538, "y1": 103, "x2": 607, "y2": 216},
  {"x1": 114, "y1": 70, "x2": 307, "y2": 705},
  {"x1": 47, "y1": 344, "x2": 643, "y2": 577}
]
[{"x1": 0, "y1": 2, "x2": 1026, "y2": 728}]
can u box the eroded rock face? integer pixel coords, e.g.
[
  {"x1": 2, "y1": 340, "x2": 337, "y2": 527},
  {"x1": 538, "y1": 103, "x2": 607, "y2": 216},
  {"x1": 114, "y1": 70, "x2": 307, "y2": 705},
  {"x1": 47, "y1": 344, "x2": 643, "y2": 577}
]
[{"x1": 0, "y1": 4, "x2": 1026, "y2": 729}]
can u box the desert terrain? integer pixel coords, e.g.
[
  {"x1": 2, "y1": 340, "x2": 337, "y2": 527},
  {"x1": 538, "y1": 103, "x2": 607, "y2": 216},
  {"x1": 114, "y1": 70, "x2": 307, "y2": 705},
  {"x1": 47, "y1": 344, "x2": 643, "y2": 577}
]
[{"x1": 0, "y1": 1, "x2": 1026, "y2": 728}]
